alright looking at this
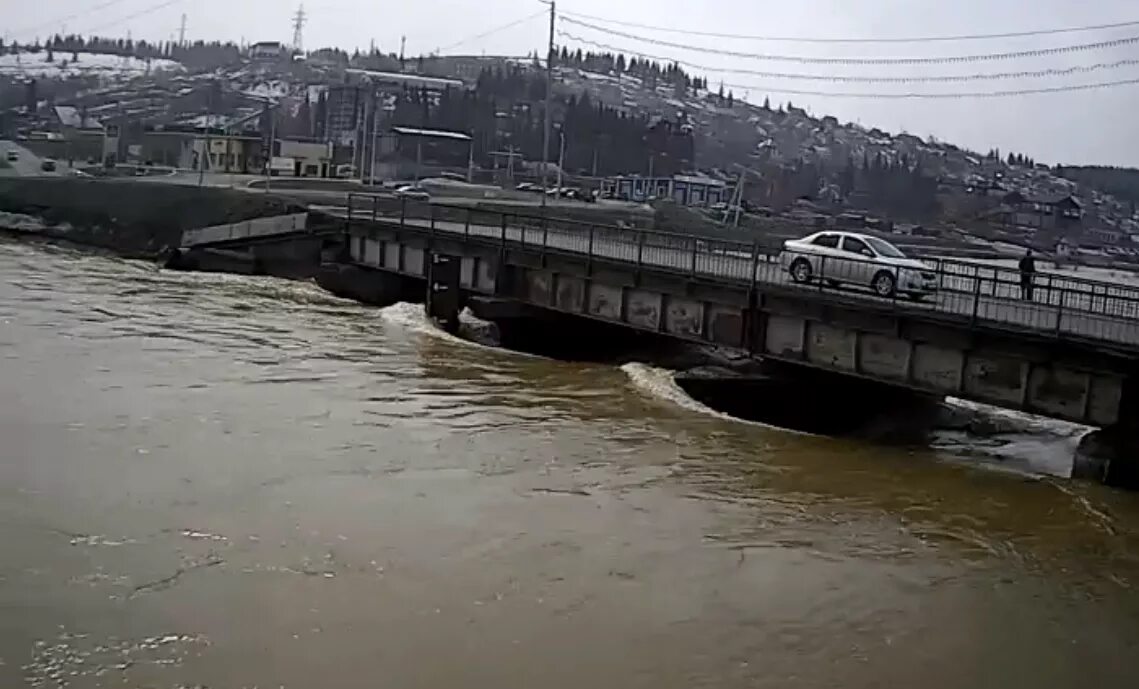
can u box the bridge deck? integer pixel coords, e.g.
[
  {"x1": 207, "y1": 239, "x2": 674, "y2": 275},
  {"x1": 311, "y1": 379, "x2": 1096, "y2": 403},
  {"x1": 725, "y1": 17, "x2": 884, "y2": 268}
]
[{"x1": 344, "y1": 196, "x2": 1139, "y2": 351}]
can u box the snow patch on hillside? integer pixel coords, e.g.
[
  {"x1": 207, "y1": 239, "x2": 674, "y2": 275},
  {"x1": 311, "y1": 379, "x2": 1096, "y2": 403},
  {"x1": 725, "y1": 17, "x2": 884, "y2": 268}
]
[{"x1": 0, "y1": 52, "x2": 182, "y2": 80}]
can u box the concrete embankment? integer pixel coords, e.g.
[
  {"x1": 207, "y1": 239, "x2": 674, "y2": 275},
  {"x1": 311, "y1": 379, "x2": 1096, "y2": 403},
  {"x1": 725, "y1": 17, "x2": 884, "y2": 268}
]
[{"x1": 0, "y1": 178, "x2": 305, "y2": 258}]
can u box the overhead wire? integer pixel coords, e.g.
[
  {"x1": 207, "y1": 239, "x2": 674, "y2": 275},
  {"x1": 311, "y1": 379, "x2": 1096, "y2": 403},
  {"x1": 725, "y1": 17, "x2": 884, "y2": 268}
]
[
  {"x1": 560, "y1": 31, "x2": 1139, "y2": 83},
  {"x1": 707, "y1": 77, "x2": 1139, "y2": 99},
  {"x1": 436, "y1": 9, "x2": 547, "y2": 53},
  {"x1": 561, "y1": 16, "x2": 1139, "y2": 65},
  {"x1": 80, "y1": 0, "x2": 184, "y2": 36},
  {"x1": 559, "y1": 10, "x2": 1139, "y2": 44},
  {"x1": 10, "y1": 0, "x2": 135, "y2": 39}
]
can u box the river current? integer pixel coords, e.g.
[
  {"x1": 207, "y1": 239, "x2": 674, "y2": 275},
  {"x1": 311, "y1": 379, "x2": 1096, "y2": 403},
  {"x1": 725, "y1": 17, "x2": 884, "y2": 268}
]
[{"x1": 2, "y1": 237, "x2": 1138, "y2": 688}]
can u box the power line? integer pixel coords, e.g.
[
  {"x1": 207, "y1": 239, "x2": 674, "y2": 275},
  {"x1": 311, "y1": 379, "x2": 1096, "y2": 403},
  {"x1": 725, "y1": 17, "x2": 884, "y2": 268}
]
[
  {"x1": 561, "y1": 10, "x2": 1139, "y2": 44},
  {"x1": 11, "y1": 0, "x2": 135, "y2": 39},
  {"x1": 82, "y1": 0, "x2": 185, "y2": 36},
  {"x1": 561, "y1": 16, "x2": 1139, "y2": 65},
  {"x1": 560, "y1": 31, "x2": 1139, "y2": 83},
  {"x1": 708, "y1": 77, "x2": 1139, "y2": 100},
  {"x1": 436, "y1": 9, "x2": 546, "y2": 53}
]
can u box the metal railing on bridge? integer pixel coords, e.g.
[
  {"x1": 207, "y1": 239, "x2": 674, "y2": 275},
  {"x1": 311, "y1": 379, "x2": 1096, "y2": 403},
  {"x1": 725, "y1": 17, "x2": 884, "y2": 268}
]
[{"x1": 345, "y1": 193, "x2": 1139, "y2": 349}]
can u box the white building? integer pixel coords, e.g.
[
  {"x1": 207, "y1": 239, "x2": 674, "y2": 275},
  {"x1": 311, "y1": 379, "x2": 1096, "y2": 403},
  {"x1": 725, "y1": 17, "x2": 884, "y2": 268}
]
[
  {"x1": 603, "y1": 174, "x2": 729, "y2": 207},
  {"x1": 272, "y1": 139, "x2": 334, "y2": 177}
]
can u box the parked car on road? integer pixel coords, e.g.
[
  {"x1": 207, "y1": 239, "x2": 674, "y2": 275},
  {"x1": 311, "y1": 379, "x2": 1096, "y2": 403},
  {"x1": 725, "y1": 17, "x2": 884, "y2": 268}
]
[
  {"x1": 780, "y1": 231, "x2": 938, "y2": 299},
  {"x1": 5, "y1": 150, "x2": 18, "y2": 162},
  {"x1": 40, "y1": 159, "x2": 57, "y2": 172}
]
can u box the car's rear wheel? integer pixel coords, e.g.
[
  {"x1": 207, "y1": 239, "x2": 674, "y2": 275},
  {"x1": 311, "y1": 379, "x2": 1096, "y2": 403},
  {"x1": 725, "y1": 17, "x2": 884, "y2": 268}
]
[
  {"x1": 790, "y1": 258, "x2": 813, "y2": 283},
  {"x1": 872, "y1": 271, "x2": 896, "y2": 298}
]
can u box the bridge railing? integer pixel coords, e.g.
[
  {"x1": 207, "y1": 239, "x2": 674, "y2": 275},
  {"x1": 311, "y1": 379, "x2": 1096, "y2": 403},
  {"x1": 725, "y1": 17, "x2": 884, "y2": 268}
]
[{"x1": 345, "y1": 194, "x2": 1139, "y2": 347}]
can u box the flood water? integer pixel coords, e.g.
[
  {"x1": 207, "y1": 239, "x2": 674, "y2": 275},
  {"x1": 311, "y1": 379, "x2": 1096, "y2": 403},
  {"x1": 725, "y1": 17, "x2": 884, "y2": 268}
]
[{"x1": 2, "y1": 237, "x2": 1139, "y2": 688}]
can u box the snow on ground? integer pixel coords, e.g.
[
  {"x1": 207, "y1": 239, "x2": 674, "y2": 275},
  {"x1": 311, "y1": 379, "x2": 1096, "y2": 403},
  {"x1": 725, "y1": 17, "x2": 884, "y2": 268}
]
[
  {"x1": 240, "y1": 80, "x2": 290, "y2": 100},
  {"x1": 0, "y1": 52, "x2": 182, "y2": 80}
]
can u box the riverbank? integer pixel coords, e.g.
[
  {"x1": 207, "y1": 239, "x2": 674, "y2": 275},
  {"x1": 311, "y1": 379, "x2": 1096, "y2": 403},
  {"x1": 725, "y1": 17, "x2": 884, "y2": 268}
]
[{"x1": 0, "y1": 178, "x2": 304, "y2": 258}]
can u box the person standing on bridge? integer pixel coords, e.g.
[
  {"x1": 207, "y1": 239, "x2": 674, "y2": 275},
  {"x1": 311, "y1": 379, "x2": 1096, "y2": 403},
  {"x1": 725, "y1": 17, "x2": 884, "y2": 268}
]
[{"x1": 1019, "y1": 249, "x2": 1036, "y2": 301}]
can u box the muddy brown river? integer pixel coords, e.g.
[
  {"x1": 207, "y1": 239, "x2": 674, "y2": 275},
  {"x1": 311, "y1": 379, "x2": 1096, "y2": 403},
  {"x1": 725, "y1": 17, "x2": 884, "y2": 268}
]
[{"x1": 2, "y1": 237, "x2": 1139, "y2": 688}]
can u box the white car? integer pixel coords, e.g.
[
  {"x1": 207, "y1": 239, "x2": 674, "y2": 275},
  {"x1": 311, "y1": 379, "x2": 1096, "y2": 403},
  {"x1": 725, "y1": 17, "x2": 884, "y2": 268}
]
[
  {"x1": 395, "y1": 185, "x2": 430, "y2": 201},
  {"x1": 780, "y1": 231, "x2": 938, "y2": 299}
]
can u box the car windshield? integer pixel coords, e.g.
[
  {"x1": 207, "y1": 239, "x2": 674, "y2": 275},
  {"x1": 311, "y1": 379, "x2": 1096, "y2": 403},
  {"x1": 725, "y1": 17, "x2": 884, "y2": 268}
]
[{"x1": 865, "y1": 237, "x2": 907, "y2": 259}]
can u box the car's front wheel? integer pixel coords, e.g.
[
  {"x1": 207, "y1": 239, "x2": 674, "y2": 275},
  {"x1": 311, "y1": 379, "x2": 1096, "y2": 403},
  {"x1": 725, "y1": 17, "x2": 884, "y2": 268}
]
[
  {"x1": 789, "y1": 258, "x2": 813, "y2": 283},
  {"x1": 872, "y1": 270, "x2": 897, "y2": 298}
]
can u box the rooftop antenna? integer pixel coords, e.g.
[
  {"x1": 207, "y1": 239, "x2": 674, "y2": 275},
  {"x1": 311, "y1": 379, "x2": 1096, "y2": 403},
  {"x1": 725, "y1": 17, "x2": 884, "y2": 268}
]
[{"x1": 292, "y1": 4, "x2": 307, "y2": 52}]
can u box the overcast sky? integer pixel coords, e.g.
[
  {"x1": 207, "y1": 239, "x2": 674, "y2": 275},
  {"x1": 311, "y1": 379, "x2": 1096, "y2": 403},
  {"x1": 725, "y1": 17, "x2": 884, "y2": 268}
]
[{"x1": 5, "y1": 0, "x2": 1139, "y2": 167}]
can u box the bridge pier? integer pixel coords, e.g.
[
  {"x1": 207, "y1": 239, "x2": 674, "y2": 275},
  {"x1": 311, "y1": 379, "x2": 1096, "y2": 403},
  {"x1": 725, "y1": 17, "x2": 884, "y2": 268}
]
[
  {"x1": 1074, "y1": 381, "x2": 1139, "y2": 489},
  {"x1": 1074, "y1": 430, "x2": 1139, "y2": 488},
  {"x1": 678, "y1": 362, "x2": 943, "y2": 437},
  {"x1": 468, "y1": 297, "x2": 683, "y2": 361},
  {"x1": 315, "y1": 263, "x2": 422, "y2": 307},
  {"x1": 426, "y1": 253, "x2": 462, "y2": 334}
]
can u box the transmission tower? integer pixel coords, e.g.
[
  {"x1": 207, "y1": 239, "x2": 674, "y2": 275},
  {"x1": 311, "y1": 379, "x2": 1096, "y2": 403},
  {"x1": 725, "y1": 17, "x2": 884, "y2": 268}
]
[{"x1": 291, "y1": 4, "x2": 308, "y2": 52}]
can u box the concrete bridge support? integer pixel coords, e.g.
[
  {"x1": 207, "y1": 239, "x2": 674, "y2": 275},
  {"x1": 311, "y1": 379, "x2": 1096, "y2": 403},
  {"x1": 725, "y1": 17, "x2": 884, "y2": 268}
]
[
  {"x1": 316, "y1": 264, "x2": 423, "y2": 307},
  {"x1": 1074, "y1": 380, "x2": 1139, "y2": 489},
  {"x1": 677, "y1": 362, "x2": 944, "y2": 437},
  {"x1": 426, "y1": 253, "x2": 462, "y2": 334}
]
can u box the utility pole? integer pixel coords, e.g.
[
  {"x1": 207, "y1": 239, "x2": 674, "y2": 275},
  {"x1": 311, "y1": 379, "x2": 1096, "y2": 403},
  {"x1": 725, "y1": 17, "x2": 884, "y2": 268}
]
[
  {"x1": 264, "y1": 99, "x2": 277, "y2": 193},
  {"x1": 467, "y1": 139, "x2": 474, "y2": 183},
  {"x1": 556, "y1": 129, "x2": 565, "y2": 192},
  {"x1": 368, "y1": 89, "x2": 380, "y2": 184},
  {"x1": 540, "y1": 0, "x2": 555, "y2": 210},
  {"x1": 198, "y1": 85, "x2": 213, "y2": 187},
  {"x1": 351, "y1": 93, "x2": 365, "y2": 180}
]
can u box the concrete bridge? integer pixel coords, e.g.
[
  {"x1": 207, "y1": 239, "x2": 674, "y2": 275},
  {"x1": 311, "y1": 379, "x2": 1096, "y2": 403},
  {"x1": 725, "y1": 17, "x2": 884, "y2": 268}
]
[
  {"x1": 332, "y1": 194, "x2": 1139, "y2": 432},
  {"x1": 167, "y1": 211, "x2": 345, "y2": 278}
]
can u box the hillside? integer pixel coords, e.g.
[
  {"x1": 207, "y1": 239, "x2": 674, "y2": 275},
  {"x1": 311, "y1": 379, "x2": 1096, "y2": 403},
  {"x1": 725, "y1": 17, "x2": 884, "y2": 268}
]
[
  {"x1": 1056, "y1": 166, "x2": 1139, "y2": 208},
  {"x1": 9, "y1": 41, "x2": 1138, "y2": 241}
]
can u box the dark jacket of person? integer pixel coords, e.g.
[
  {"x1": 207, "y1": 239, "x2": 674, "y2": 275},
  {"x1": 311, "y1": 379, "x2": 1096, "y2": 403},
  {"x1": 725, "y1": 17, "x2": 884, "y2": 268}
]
[{"x1": 1019, "y1": 254, "x2": 1036, "y2": 276}]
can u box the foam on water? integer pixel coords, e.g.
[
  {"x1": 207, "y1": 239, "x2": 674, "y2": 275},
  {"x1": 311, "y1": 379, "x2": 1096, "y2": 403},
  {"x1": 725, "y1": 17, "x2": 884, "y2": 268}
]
[
  {"x1": 377, "y1": 302, "x2": 544, "y2": 358},
  {"x1": 932, "y1": 397, "x2": 1088, "y2": 478}
]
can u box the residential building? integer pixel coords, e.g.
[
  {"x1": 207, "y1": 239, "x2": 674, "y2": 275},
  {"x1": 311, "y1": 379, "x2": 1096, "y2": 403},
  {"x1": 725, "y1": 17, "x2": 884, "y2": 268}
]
[
  {"x1": 1083, "y1": 226, "x2": 1123, "y2": 246},
  {"x1": 249, "y1": 42, "x2": 287, "y2": 61},
  {"x1": 602, "y1": 174, "x2": 729, "y2": 207},
  {"x1": 1000, "y1": 191, "x2": 1083, "y2": 232}
]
